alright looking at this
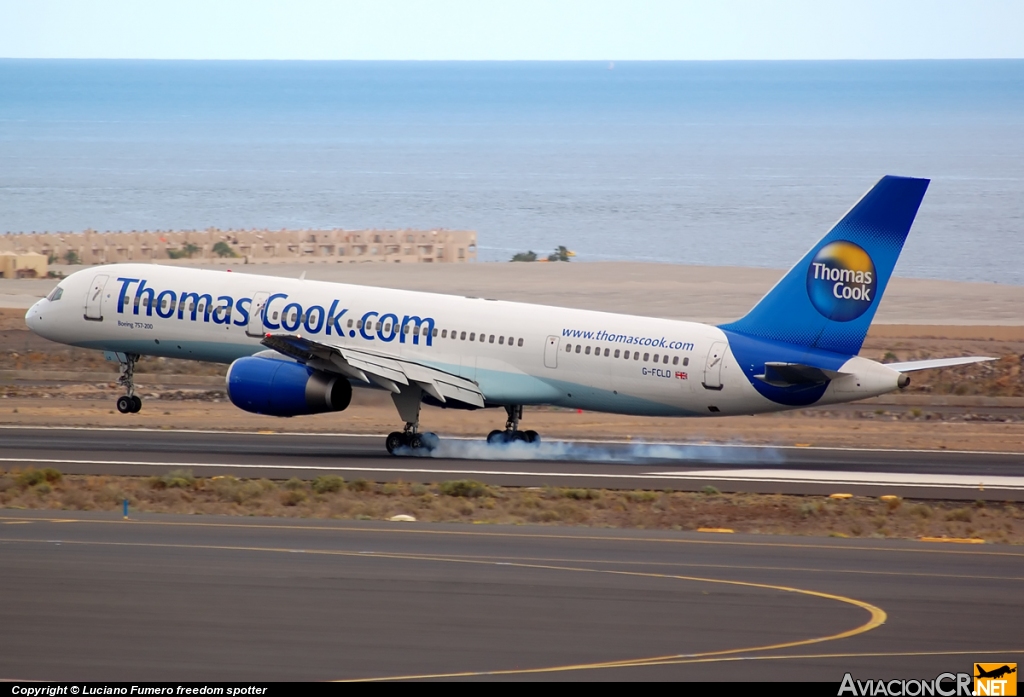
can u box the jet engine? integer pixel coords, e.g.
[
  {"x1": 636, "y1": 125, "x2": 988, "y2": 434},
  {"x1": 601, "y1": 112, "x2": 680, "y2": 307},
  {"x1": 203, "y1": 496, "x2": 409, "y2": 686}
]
[{"x1": 226, "y1": 355, "x2": 352, "y2": 417}]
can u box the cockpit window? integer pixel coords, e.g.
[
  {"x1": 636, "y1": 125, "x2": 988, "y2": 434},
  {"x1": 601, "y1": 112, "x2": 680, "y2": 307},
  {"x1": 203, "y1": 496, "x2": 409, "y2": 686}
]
[{"x1": 46, "y1": 287, "x2": 64, "y2": 302}]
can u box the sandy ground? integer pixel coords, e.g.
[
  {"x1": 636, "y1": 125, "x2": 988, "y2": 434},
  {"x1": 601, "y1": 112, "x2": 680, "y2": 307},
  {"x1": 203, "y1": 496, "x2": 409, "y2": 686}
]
[
  {"x1": 2, "y1": 263, "x2": 1022, "y2": 451},
  {"x1": 6, "y1": 260, "x2": 1024, "y2": 324}
]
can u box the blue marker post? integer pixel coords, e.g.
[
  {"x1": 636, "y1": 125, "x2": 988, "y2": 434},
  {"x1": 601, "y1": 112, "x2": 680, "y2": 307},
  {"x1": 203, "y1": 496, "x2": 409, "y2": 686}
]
[{"x1": 123, "y1": 498, "x2": 129, "y2": 520}]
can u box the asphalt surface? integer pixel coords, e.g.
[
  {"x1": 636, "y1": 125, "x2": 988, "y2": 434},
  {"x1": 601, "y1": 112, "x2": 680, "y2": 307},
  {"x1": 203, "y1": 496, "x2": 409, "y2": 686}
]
[
  {"x1": 0, "y1": 510, "x2": 1021, "y2": 681},
  {"x1": 1, "y1": 426, "x2": 1023, "y2": 500}
]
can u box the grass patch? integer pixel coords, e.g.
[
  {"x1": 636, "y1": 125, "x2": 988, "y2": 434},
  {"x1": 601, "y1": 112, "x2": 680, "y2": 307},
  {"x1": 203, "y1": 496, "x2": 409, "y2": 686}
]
[{"x1": 1, "y1": 473, "x2": 1021, "y2": 544}]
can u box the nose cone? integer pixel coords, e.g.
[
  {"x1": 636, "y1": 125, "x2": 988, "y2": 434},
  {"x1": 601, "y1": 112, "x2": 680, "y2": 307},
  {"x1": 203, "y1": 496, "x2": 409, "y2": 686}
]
[{"x1": 25, "y1": 299, "x2": 49, "y2": 338}]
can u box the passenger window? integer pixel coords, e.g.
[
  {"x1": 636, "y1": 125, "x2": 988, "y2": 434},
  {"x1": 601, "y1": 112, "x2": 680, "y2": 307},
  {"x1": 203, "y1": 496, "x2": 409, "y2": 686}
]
[
  {"x1": 461, "y1": 331, "x2": 467, "y2": 340},
  {"x1": 644, "y1": 353, "x2": 649, "y2": 361},
  {"x1": 489, "y1": 335, "x2": 494, "y2": 343},
  {"x1": 498, "y1": 336, "x2": 504, "y2": 345},
  {"x1": 469, "y1": 332, "x2": 475, "y2": 341},
  {"x1": 683, "y1": 357, "x2": 689, "y2": 366},
  {"x1": 585, "y1": 346, "x2": 591, "y2": 355},
  {"x1": 634, "y1": 352, "x2": 640, "y2": 361},
  {"x1": 604, "y1": 348, "x2": 609, "y2": 357},
  {"x1": 575, "y1": 345, "x2": 581, "y2": 354},
  {"x1": 432, "y1": 328, "x2": 437, "y2": 337},
  {"x1": 673, "y1": 356, "x2": 679, "y2": 365},
  {"x1": 347, "y1": 319, "x2": 354, "y2": 328},
  {"x1": 517, "y1": 338, "x2": 523, "y2": 347},
  {"x1": 653, "y1": 354, "x2": 659, "y2": 362},
  {"x1": 566, "y1": 344, "x2": 572, "y2": 352},
  {"x1": 614, "y1": 349, "x2": 620, "y2": 358},
  {"x1": 480, "y1": 333, "x2": 486, "y2": 342},
  {"x1": 273, "y1": 311, "x2": 279, "y2": 320},
  {"x1": 442, "y1": 329, "x2": 448, "y2": 338}
]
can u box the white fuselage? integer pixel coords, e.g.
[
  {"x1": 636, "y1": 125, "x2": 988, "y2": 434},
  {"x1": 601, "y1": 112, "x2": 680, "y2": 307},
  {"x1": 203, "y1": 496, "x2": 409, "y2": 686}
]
[{"x1": 25, "y1": 264, "x2": 903, "y2": 418}]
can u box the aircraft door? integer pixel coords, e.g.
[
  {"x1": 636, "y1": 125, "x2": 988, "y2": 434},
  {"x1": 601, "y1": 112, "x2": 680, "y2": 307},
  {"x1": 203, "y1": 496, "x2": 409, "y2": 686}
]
[
  {"x1": 84, "y1": 274, "x2": 109, "y2": 321},
  {"x1": 544, "y1": 336, "x2": 559, "y2": 368},
  {"x1": 702, "y1": 341, "x2": 726, "y2": 391},
  {"x1": 246, "y1": 292, "x2": 272, "y2": 337}
]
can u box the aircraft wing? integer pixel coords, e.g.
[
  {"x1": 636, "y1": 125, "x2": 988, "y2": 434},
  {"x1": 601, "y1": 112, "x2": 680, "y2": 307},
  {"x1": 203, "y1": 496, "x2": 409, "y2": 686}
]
[
  {"x1": 261, "y1": 333, "x2": 486, "y2": 408},
  {"x1": 885, "y1": 356, "x2": 996, "y2": 372}
]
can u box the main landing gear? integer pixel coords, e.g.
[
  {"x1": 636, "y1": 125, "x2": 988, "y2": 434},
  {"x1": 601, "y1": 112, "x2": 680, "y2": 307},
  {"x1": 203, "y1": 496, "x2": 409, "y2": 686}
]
[
  {"x1": 385, "y1": 384, "x2": 439, "y2": 454},
  {"x1": 486, "y1": 405, "x2": 540, "y2": 445},
  {"x1": 385, "y1": 428, "x2": 440, "y2": 455},
  {"x1": 115, "y1": 353, "x2": 143, "y2": 414}
]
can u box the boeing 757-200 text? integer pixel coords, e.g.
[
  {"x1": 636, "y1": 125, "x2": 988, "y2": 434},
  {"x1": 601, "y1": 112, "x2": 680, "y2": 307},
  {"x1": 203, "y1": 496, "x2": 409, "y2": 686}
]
[{"x1": 25, "y1": 176, "x2": 992, "y2": 454}]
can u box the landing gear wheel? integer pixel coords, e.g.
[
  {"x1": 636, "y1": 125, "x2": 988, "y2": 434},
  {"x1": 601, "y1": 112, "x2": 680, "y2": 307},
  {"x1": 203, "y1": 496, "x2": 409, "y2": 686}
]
[
  {"x1": 420, "y1": 432, "x2": 440, "y2": 451},
  {"x1": 510, "y1": 430, "x2": 529, "y2": 443},
  {"x1": 116, "y1": 396, "x2": 133, "y2": 414},
  {"x1": 130, "y1": 395, "x2": 142, "y2": 413},
  {"x1": 385, "y1": 431, "x2": 405, "y2": 455},
  {"x1": 524, "y1": 430, "x2": 539, "y2": 444},
  {"x1": 409, "y1": 433, "x2": 424, "y2": 450},
  {"x1": 487, "y1": 429, "x2": 505, "y2": 444}
]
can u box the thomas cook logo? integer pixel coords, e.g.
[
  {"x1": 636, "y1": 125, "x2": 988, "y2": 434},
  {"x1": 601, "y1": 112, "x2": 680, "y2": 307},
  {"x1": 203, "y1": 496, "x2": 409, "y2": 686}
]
[
  {"x1": 806, "y1": 240, "x2": 877, "y2": 322},
  {"x1": 975, "y1": 663, "x2": 1017, "y2": 696}
]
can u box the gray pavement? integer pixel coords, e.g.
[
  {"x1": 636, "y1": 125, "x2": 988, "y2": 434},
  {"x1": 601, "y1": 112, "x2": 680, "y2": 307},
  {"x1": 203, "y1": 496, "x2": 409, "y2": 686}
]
[
  {"x1": 0, "y1": 509, "x2": 1020, "y2": 681},
  {"x1": 1, "y1": 426, "x2": 1023, "y2": 501}
]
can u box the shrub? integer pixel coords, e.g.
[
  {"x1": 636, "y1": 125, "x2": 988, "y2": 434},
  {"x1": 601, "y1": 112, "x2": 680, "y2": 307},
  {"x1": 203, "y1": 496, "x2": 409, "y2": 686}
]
[
  {"x1": 626, "y1": 490, "x2": 657, "y2": 503},
  {"x1": 945, "y1": 508, "x2": 972, "y2": 523},
  {"x1": 560, "y1": 488, "x2": 600, "y2": 500},
  {"x1": 701, "y1": 486, "x2": 721, "y2": 496},
  {"x1": 439, "y1": 480, "x2": 491, "y2": 498},
  {"x1": 281, "y1": 489, "x2": 307, "y2": 506},
  {"x1": 40, "y1": 468, "x2": 63, "y2": 484},
  {"x1": 16, "y1": 469, "x2": 46, "y2": 487},
  {"x1": 910, "y1": 504, "x2": 932, "y2": 519},
  {"x1": 348, "y1": 478, "x2": 372, "y2": 493},
  {"x1": 151, "y1": 469, "x2": 196, "y2": 489},
  {"x1": 283, "y1": 478, "x2": 307, "y2": 491},
  {"x1": 312, "y1": 475, "x2": 345, "y2": 494}
]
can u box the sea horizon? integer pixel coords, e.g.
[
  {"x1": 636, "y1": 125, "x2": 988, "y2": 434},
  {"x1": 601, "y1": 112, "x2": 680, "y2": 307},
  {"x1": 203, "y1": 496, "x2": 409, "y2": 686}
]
[{"x1": 2, "y1": 59, "x2": 1022, "y2": 284}]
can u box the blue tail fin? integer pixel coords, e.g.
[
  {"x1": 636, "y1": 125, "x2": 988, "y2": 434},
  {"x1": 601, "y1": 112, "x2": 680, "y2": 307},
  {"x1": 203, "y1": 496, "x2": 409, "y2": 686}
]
[{"x1": 720, "y1": 175, "x2": 929, "y2": 356}]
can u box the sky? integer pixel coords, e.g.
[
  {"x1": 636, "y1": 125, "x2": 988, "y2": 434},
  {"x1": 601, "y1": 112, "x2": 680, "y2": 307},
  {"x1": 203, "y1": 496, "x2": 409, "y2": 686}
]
[{"x1": 1, "y1": 0, "x2": 1022, "y2": 61}]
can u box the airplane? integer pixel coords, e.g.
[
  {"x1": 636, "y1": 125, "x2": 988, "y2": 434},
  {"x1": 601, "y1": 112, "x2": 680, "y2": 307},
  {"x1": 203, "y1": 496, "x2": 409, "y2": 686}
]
[
  {"x1": 975, "y1": 665, "x2": 1016, "y2": 680},
  {"x1": 24, "y1": 175, "x2": 994, "y2": 455}
]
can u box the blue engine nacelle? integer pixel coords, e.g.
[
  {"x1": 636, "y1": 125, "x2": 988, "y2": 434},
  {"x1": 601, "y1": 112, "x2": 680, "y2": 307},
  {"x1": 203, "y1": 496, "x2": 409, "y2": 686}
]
[{"x1": 226, "y1": 356, "x2": 353, "y2": 417}]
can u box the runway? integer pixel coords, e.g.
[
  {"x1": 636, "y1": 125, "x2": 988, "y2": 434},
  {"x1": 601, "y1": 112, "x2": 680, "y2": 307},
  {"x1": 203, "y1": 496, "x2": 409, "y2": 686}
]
[
  {"x1": 0, "y1": 510, "x2": 1021, "y2": 681},
  {"x1": 1, "y1": 426, "x2": 1023, "y2": 500}
]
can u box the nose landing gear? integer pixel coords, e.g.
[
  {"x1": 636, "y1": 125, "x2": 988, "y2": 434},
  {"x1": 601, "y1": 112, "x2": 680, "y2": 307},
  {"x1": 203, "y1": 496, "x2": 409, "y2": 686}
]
[{"x1": 114, "y1": 353, "x2": 143, "y2": 414}]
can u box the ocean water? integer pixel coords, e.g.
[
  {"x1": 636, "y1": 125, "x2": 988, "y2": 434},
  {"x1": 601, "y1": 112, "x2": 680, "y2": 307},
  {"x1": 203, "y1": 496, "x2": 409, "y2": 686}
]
[{"x1": 1, "y1": 60, "x2": 1022, "y2": 284}]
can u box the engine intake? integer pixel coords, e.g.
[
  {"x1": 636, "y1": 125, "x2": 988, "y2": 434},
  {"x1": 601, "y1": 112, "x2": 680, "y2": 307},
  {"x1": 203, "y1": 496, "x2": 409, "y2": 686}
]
[{"x1": 226, "y1": 356, "x2": 352, "y2": 417}]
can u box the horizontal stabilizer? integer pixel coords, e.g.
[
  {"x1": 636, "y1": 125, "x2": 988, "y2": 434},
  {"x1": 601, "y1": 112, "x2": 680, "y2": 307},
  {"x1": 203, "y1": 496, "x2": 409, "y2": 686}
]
[
  {"x1": 885, "y1": 356, "x2": 996, "y2": 372},
  {"x1": 261, "y1": 333, "x2": 486, "y2": 408},
  {"x1": 754, "y1": 362, "x2": 846, "y2": 388}
]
